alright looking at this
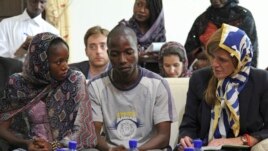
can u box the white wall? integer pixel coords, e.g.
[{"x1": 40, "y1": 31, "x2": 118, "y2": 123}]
[
  {"x1": 69, "y1": 0, "x2": 268, "y2": 69},
  {"x1": 69, "y1": 0, "x2": 133, "y2": 63}
]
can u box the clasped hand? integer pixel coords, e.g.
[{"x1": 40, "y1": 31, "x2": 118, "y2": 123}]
[{"x1": 28, "y1": 138, "x2": 52, "y2": 151}]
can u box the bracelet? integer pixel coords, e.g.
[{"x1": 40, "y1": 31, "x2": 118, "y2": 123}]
[
  {"x1": 50, "y1": 141, "x2": 62, "y2": 150},
  {"x1": 244, "y1": 134, "x2": 252, "y2": 147}
]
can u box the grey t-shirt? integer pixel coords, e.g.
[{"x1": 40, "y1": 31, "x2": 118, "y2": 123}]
[{"x1": 89, "y1": 68, "x2": 178, "y2": 148}]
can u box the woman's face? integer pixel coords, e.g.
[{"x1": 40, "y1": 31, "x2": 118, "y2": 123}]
[
  {"x1": 133, "y1": 0, "x2": 150, "y2": 23},
  {"x1": 163, "y1": 55, "x2": 183, "y2": 77},
  {"x1": 48, "y1": 42, "x2": 69, "y2": 81},
  {"x1": 210, "y1": 49, "x2": 236, "y2": 80}
]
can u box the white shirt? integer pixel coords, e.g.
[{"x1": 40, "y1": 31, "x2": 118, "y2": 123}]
[{"x1": 0, "y1": 10, "x2": 59, "y2": 58}]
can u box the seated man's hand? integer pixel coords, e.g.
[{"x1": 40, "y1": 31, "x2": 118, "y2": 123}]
[{"x1": 14, "y1": 36, "x2": 33, "y2": 57}]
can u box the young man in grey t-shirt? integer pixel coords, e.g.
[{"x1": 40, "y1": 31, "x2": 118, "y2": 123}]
[{"x1": 89, "y1": 24, "x2": 177, "y2": 151}]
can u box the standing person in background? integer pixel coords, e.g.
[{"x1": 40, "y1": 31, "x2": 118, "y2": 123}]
[
  {"x1": 0, "y1": 32, "x2": 96, "y2": 151},
  {"x1": 69, "y1": 26, "x2": 110, "y2": 80},
  {"x1": 120, "y1": 0, "x2": 166, "y2": 74},
  {"x1": 90, "y1": 24, "x2": 177, "y2": 151},
  {"x1": 158, "y1": 41, "x2": 191, "y2": 78},
  {"x1": 121, "y1": 0, "x2": 165, "y2": 51},
  {"x1": 185, "y1": 0, "x2": 258, "y2": 70},
  {"x1": 178, "y1": 24, "x2": 268, "y2": 151},
  {"x1": 0, "y1": 0, "x2": 59, "y2": 59}
]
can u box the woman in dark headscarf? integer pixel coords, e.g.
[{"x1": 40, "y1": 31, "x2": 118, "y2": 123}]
[
  {"x1": 185, "y1": 0, "x2": 258, "y2": 68},
  {"x1": 120, "y1": 0, "x2": 166, "y2": 74},
  {"x1": 121, "y1": 0, "x2": 166, "y2": 51},
  {"x1": 159, "y1": 41, "x2": 191, "y2": 78},
  {"x1": 0, "y1": 32, "x2": 96, "y2": 150}
]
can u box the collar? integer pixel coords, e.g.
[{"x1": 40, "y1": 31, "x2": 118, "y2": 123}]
[
  {"x1": 19, "y1": 9, "x2": 44, "y2": 26},
  {"x1": 87, "y1": 63, "x2": 110, "y2": 80}
]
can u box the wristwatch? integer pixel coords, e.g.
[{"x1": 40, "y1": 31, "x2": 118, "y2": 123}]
[{"x1": 241, "y1": 135, "x2": 248, "y2": 145}]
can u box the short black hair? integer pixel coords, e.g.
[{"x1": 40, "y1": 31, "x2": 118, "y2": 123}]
[{"x1": 107, "y1": 24, "x2": 137, "y2": 48}]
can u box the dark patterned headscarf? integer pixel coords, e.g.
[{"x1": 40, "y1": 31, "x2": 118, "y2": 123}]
[
  {"x1": 159, "y1": 41, "x2": 190, "y2": 77},
  {"x1": 0, "y1": 32, "x2": 96, "y2": 148}
]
